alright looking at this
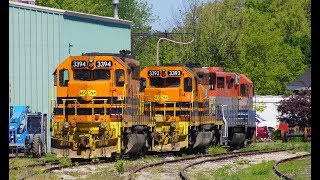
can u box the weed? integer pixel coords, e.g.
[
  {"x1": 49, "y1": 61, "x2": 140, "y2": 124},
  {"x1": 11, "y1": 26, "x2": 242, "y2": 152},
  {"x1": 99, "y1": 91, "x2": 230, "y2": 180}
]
[
  {"x1": 58, "y1": 157, "x2": 72, "y2": 167},
  {"x1": 152, "y1": 167, "x2": 165, "y2": 173},
  {"x1": 207, "y1": 146, "x2": 227, "y2": 155},
  {"x1": 74, "y1": 162, "x2": 79, "y2": 167},
  {"x1": 234, "y1": 159, "x2": 251, "y2": 165},
  {"x1": 114, "y1": 160, "x2": 124, "y2": 174},
  {"x1": 39, "y1": 153, "x2": 58, "y2": 163}
]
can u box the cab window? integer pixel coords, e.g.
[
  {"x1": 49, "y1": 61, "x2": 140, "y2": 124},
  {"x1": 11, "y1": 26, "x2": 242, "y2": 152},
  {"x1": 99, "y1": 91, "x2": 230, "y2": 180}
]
[
  {"x1": 140, "y1": 77, "x2": 146, "y2": 92},
  {"x1": 209, "y1": 73, "x2": 216, "y2": 90},
  {"x1": 59, "y1": 69, "x2": 69, "y2": 87},
  {"x1": 53, "y1": 71, "x2": 57, "y2": 86},
  {"x1": 240, "y1": 84, "x2": 248, "y2": 96},
  {"x1": 217, "y1": 77, "x2": 225, "y2": 88},
  {"x1": 74, "y1": 70, "x2": 90, "y2": 80},
  {"x1": 115, "y1": 69, "x2": 125, "y2": 86},
  {"x1": 184, "y1": 77, "x2": 192, "y2": 92},
  {"x1": 94, "y1": 70, "x2": 110, "y2": 80},
  {"x1": 150, "y1": 77, "x2": 164, "y2": 87}
]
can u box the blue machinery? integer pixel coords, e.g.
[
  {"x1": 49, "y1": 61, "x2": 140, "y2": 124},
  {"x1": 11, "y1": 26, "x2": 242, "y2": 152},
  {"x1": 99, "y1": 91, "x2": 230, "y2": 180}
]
[{"x1": 9, "y1": 106, "x2": 47, "y2": 158}]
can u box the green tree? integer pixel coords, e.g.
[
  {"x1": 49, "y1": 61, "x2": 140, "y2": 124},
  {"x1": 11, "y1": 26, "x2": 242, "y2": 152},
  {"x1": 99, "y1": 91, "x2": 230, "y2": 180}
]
[
  {"x1": 36, "y1": 0, "x2": 155, "y2": 32},
  {"x1": 170, "y1": 0, "x2": 310, "y2": 95}
]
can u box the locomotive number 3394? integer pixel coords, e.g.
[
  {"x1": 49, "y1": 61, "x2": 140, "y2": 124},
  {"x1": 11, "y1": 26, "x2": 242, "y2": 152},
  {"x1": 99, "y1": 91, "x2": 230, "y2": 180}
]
[{"x1": 96, "y1": 61, "x2": 112, "y2": 68}]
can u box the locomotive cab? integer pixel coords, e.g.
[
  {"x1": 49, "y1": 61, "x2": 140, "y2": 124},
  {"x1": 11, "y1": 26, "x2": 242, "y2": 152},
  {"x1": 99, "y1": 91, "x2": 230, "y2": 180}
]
[
  {"x1": 140, "y1": 64, "x2": 218, "y2": 152},
  {"x1": 51, "y1": 53, "x2": 148, "y2": 158}
]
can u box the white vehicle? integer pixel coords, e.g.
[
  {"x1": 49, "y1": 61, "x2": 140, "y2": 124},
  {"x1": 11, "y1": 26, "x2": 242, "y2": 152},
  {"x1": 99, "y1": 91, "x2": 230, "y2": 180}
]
[{"x1": 255, "y1": 115, "x2": 279, "y2": 133}]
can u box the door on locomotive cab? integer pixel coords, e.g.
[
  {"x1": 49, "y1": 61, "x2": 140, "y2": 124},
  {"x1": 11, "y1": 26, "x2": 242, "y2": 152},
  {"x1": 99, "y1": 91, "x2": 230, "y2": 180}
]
[
  {"x1": 115, "y1": 69, "x2": 125, "y2": 86},
  {"x1": 59, "y1": 69, "x2": 69, "y2": 87}
]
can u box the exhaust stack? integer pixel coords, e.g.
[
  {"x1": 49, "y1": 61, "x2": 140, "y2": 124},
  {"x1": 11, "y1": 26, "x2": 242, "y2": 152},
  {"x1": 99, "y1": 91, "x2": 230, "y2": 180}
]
[{"x1": 113, "y1": 0, "x2": 119, "y2": 19}]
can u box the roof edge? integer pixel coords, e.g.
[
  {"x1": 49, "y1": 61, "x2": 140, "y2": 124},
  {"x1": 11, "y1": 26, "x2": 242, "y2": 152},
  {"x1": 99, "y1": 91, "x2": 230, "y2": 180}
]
[
  {"x1": 9, "y1": 1, "x2": 133, "y2": 26},
  {"x1": 64, "y1": 11, "x2": 132, "y2": 26},
  {"x1": 9, "y1": 1, "x2": 65, "y2": 14}
]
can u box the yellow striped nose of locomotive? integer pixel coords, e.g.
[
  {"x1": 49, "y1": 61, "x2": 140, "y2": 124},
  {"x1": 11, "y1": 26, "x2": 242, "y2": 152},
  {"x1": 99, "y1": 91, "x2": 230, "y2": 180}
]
[
  {"x1": 154, "y1": 94, "x2": 169, "y2": 104},
  {"x1": 79, "y1": 89, "x2": 97, "y2": 101}
]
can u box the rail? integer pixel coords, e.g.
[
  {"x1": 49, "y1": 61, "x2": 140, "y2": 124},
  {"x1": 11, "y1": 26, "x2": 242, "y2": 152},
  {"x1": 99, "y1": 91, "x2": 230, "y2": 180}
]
[{"x1": 273, "y1": 153, "x2": 311, "y2": 180}]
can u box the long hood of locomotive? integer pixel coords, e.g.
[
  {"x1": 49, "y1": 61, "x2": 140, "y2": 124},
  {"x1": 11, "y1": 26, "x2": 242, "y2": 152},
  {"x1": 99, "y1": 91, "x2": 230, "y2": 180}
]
[{"x1": 145, "y1": 88, "x2": 192, "y2": 103}]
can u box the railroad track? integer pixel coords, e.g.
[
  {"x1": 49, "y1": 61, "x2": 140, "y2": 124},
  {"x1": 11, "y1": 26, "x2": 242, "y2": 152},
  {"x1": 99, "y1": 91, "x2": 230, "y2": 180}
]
[
  {"x1": 15, "y1": 149, "x2": 304, "y2": 180},
  {"x1": 18, "y1": 159, "x2": 110, "y2": 180},
  {"x1": 273, "y1": 153, "x2": 311, "y2": 180},
  {"x1": 9, "y1": 160, "x2": 60, "y2": 171},
  {"x1": 16, "y1": 152, "x2": 177, "y2": 180},
  {"x1": 129, "y1": 149, "x2": 293, "y2": 180},
  {"x1": 129, "y1": 150, "x2": 278, "y2": 180}
]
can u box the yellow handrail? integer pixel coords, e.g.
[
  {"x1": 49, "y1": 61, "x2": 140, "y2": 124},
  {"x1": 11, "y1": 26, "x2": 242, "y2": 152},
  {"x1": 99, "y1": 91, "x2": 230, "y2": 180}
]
[
  {"x1": 62, "y1": 99, "x2": 79, "y2": 122},
  {"x1": 191, "y1": 89, "x2": 195, "y2": 111},
  {"x1": 91, "y1": 99, "x2": 109, "y2": 123},
  {"x1": 122, "y1": 83, "x2": 128, "y2": 117},
  {"x1": 163, "y1": 101, "x2": 177, "y2": 121}
]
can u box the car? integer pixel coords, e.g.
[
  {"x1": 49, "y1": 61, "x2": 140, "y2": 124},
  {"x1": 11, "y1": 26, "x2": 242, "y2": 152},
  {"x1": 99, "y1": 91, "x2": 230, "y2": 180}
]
[
  {"x1": 257, "y1": 126, "x2": 270, "y2": 139},
  {"x1": 255, "y1": 116, "x2": 279, "y2": 139},
  {"x1": 255, "y1": 116, "x2": 279, "y2": 130}
]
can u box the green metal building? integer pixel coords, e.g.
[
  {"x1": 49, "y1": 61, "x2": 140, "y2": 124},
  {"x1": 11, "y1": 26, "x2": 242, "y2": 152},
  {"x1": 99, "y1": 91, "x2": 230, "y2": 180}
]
[{"x1": 9, "y1": 1, "x2": 132, "y2": 152}]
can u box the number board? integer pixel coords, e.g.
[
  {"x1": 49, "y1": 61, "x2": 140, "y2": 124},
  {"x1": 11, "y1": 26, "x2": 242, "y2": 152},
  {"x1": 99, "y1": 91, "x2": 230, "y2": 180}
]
[
  {"x1": 72, "y1": 61, "x2": 87, "y2": 68},
  {"x1": 148, "y1": 70, "x2": 160, "y2": 76},
  {"x1": 96, "y1": 61, "x2": 112, "y2": 68},
  {"x1": 168, "y1": 70, "x2": 182, "y2": 76}
]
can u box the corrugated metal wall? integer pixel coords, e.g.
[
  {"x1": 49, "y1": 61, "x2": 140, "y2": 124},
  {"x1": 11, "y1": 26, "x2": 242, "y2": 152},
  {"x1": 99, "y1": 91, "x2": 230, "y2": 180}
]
[
  {"x1": 9, "y1": 6, "x2": 131, "y2": 114},
  {"x1": 9, "y1": 6, "x2": 64, "y2": 114},
  {"x1": 9, "y1": 4, "x2": 131, "y2": 152},
  {"x1": 64, "y1": 16, "x2": 131, "y2": 56}
]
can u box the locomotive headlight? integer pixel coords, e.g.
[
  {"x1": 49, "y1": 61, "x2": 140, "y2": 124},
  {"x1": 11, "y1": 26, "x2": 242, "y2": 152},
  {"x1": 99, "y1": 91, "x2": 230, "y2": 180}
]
[
  {"x1": 88, "y1": 57, "x2": 94, "y2": 68},
  {"x1": 88, "y1": 62, "x2": 94, "y2": 68},
  {"x1": 99, "y1": 122, "x2": 106, "y2": 130},
  {"x1": 62, "y1": 122, "x2": 70, "y2": 130},
  {"x1": 161, "y1": 68, "x2": 166, "y2": 77}
]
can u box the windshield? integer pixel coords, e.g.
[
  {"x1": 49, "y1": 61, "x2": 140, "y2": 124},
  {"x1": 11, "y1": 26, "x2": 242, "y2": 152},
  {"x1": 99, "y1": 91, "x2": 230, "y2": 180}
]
[
  {"x1": 27, "y1": 115, "x2": 42, "y2": 134},
  {"x1": 74, "y1": 70, "x2": 111, "y2": 81},
  {"x1": 94, "y1": 70, "x2": 110, "y2": 80},
  {"x1": 150, "y1": 77, "x2": 180, "y2": 88},
  {"x1": 74, "y1": 70, "x2": 90, "y2": 80}
]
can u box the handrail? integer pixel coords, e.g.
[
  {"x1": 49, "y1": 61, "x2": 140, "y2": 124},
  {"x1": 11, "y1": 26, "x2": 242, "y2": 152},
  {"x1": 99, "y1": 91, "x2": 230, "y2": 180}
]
[
  {"x1": 62, "y1": 99, "x2": 79, "y2": 122},
  {"x1": 91, "y1": 99, "x2": 108, "y2": 123},
  {"x1": 163, "y1": 102, "x2": 177, "y2": 121},
  {"x1": 191, "y1": 90, "x2": 195, "y2": 112},
  {"x1": 121, "y1": 83, "x2": 128, "y2": 117}
]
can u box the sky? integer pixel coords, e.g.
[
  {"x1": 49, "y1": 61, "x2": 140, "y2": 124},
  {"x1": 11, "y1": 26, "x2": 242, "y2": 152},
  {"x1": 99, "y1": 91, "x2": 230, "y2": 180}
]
[
  {"x1": 147, "y1": 0, "x2": 185, "y2": 31},
  {"x1": 147, "y1": 0, "x2": 210, "y2": 31}
]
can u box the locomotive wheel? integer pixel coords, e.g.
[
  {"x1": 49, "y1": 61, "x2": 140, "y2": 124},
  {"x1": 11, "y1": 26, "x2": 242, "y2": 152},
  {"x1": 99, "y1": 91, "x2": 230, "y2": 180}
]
[{"x1": 32, "y1": 134, "x2": 43, "y2": 158}]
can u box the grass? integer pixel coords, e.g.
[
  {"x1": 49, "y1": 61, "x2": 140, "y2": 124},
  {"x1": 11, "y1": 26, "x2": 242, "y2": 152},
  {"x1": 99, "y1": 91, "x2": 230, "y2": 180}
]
[
  {"x1": 239, "y1": 140, "x2": 311, "y2": 153},
  {"x1": 277, "y1": 157, "x2": 311, "y2": 180},
  {"x1": 84, "y1": 168, "x2": 119, "y2": 179},
  {"x1": 191, "y1": 161, "x2": 279, "y2": 180},
  {"x1": 9, "y1": 153, "x2": 59, "y2": 168},
  {"x1": 207, "y1": 146, "x2": 227, "y2": 155},
  {"x1": 9, "y1": 153, "x2": 69, "y2": 180},
  {"x1": 190, "y1": 141, "x2": 311, "y2": 180}
]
